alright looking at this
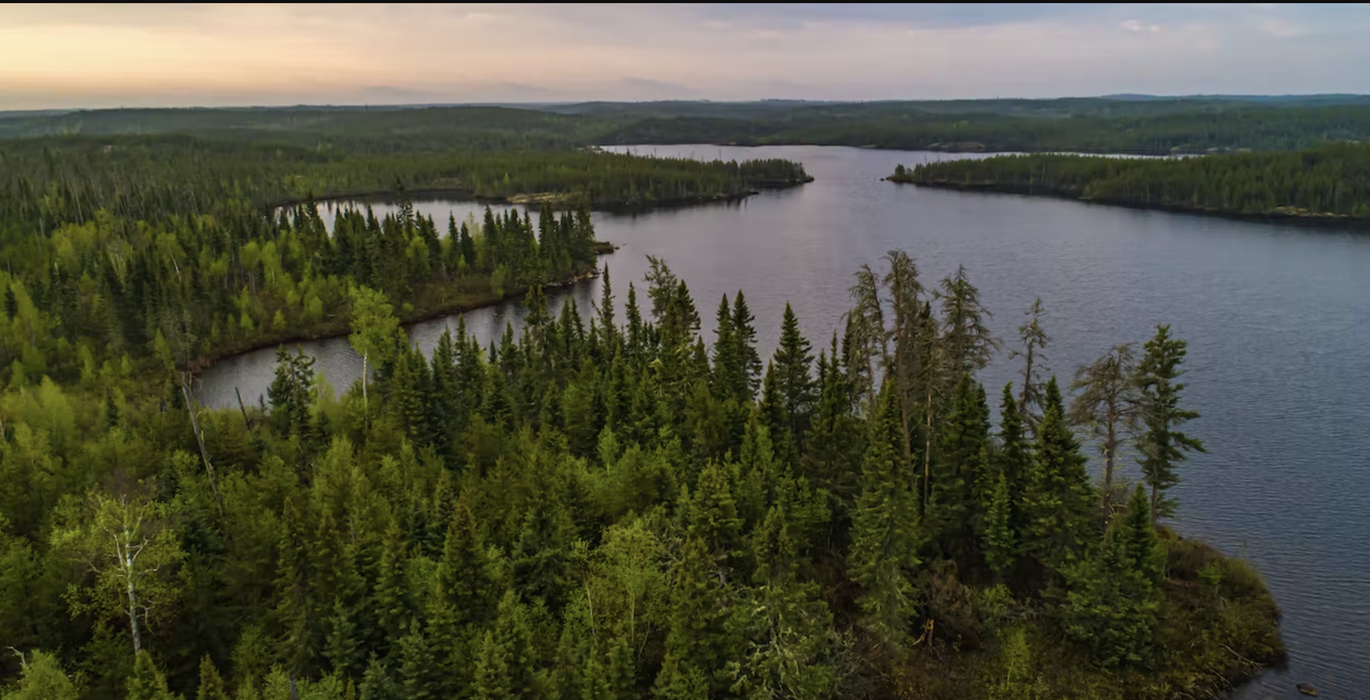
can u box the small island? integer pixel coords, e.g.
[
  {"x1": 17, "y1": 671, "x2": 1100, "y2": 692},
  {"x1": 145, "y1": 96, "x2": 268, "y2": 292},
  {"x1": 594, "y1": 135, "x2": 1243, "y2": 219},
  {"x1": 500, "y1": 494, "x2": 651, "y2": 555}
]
[{"x1": 887, "y1": 143, "x2": 1370, "y2": 225}]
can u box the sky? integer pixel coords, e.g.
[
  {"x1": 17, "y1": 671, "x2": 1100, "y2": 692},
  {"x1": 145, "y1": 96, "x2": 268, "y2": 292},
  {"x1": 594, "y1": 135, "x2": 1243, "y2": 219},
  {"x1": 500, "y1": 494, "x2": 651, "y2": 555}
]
[{"x1": 3, "y1": 3, "x2": 1370, "y2": 109}]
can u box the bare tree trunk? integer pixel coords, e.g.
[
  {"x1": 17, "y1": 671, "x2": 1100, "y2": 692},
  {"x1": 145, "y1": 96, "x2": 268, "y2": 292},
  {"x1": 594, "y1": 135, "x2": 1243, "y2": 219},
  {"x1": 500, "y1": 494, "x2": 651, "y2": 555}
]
[
  {"x1": 1103, "y1": 420, "x2": 1116, "y2": 515},
  {"x1": 1018, "y1": 346, "x2": 1034, "y2": 416},
  {"x1": 235, "y1": 386, "x2": 252, "y2": 430},
  {"x1": 923, "y1": 385, "x2": 933, "y2": 510},
  {"x1": 125, "y1": 546, "x2": 142, "y2": 655}
]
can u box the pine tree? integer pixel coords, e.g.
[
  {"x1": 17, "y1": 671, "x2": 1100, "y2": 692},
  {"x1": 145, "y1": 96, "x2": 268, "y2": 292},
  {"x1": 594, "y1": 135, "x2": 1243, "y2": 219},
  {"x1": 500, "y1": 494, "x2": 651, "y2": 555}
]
[
  {"x1": 847, "y1": 383, "x2": 920, "y2": 650},
  {"x1": 1135, "y1": 324, "x2": 1206, "y2": 524}
]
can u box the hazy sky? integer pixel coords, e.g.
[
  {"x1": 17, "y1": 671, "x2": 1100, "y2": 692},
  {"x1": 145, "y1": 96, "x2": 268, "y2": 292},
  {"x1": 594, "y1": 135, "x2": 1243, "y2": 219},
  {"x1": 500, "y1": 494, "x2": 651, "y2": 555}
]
[{"x1": 3, "y1": 3, "x2": 1369, "y2": 109}]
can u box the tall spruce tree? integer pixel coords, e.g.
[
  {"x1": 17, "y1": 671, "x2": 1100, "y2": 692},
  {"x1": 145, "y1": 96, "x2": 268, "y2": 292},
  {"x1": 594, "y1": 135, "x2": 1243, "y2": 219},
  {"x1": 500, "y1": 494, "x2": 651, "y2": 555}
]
[
  {"x1": 847, "y1": 383, "x2": 920, "y2": 650},
  {"x1": 1022, "y1": 378, "x2": 1095, "y2": 580},
  {"x1": 1135, "y1": 324, "x2": 1206, "y2": 524}
]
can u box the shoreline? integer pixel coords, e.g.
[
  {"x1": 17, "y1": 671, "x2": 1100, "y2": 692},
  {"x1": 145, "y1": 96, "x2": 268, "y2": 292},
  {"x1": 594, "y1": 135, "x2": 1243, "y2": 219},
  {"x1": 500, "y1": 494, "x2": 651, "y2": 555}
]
[
  {"x1": 598, "y1": 139, "x2": 1219, "y2": 157},
  {"x1": 270, "y1": 178, "x2": 814, "y2": 213},
  {"x1": 180, "y1": 248, "x2": 616, "y2": 376},
  {"x1": 887, "y1": 177, "x2": 1370, "y2": 230}
]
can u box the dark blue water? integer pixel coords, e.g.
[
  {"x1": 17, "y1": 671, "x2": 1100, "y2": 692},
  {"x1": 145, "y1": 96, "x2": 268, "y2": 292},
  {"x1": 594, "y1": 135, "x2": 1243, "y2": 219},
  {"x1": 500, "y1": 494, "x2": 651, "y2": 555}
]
[{"x1": 196, "y1": 145, "x2": 1370, "y2": 699}]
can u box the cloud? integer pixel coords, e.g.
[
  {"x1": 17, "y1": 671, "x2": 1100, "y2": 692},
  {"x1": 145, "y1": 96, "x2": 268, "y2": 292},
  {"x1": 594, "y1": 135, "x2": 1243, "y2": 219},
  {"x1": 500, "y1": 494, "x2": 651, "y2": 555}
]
[
  {"x1": 1121, "y1": 19, "x2": 1163, "y2": 34},
  {"x1": 2, "y1": 3, "x2": 1370, "y2": 108}
]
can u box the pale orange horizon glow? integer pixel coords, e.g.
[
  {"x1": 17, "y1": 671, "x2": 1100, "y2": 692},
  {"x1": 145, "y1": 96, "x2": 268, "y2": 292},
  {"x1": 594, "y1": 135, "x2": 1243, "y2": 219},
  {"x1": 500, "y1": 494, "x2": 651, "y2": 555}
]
[{"x1": 1, "y1": 3, "x2": 1367, "y2": 109}]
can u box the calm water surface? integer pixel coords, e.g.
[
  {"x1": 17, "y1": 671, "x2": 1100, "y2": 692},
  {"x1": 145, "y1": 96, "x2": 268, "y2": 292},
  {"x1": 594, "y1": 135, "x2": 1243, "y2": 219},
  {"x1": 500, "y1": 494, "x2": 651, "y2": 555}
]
[{"x1": 197, "y1": 145, "x2": 1370, "y2": 699}]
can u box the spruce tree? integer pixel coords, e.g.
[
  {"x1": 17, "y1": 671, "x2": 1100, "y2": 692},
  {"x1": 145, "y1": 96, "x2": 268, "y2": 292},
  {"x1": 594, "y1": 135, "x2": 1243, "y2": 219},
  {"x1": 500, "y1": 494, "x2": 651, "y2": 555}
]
[
  {"x1": 847, "y1": 383, "x2": 920, "y2": 650},
  {"x1": 1135, "y1": 324, "x2": 1205, "y2": 524},
  {"x1": 439, "y1": 497, "x2": 499, "y2": 627},
  {"x1": 1022, "y1": 378, "x2": 1095, "y2": 580},
  {"x1": 1061, "y1": 486, "x2": 1163, "y2": 668},
  {"x1": 772, "y1": 303, "x2": 815, "y2": 442},
  {"x1": 982, "y1": 471, "x2": 1015, "y2": 581},
  {"x1": 997, "y1": 383, "x2": 1032, "y2": 538},
  {"x1": 127, "y1": 652, "x2": 177, "y2": 700},
  {"x1": 731, "y1": 290, "x2": 762, "y2": 399}
]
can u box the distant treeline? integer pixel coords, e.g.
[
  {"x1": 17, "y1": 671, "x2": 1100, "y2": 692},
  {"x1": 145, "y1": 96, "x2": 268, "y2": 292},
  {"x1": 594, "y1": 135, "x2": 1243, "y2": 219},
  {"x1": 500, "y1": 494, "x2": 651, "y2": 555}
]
[
  {"x1": 0, "y1": 135, "x2": 811, "y2": 225},
  {"x1": 889, "y1": 143, "x2": 1370, "y2": 220},
  {"x1": 6, "y1": 97, "x2": 1370, "y2": 155},
  {"x1": 595, "y1": 103, "x2": 1370, "y2": 155}
]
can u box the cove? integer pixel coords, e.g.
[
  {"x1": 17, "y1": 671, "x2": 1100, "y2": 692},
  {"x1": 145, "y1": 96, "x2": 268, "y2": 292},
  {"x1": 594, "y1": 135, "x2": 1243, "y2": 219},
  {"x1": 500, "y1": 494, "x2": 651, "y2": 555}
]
[{"x1": 195, "y1": 144, "x2": 1370, "y2": 699}]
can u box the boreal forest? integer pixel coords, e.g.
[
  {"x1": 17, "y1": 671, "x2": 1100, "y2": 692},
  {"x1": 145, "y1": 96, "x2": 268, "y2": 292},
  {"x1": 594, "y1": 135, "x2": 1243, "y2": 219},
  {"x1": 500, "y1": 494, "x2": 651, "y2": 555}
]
[
  {"x1": 0, "y1": 101, "x2": 1287, "y2": 700},
  {"x1": 889, "y1": 143, "x2": 1370, "y2": 221}
]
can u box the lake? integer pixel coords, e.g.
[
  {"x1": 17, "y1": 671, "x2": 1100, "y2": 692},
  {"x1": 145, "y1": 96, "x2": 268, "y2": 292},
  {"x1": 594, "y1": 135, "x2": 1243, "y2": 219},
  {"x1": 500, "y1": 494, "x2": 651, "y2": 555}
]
[{"x1": 196, "y1": 144, "x2": 1370, "y2": 699}]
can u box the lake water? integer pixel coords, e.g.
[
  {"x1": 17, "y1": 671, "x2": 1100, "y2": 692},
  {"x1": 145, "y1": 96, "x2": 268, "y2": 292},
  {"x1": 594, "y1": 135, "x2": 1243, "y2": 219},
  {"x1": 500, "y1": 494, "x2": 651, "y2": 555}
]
[{"x1": 196, "y1": 145, "x2": 1370, "y2": 699}]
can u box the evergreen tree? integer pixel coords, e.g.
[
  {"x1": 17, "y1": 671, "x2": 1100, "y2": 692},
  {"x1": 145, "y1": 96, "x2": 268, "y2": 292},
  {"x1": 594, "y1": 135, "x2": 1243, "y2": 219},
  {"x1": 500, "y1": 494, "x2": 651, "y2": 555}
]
[
  {"x1": 127, "y1": 652, "x2": 178, "y2": 700},
  {"x1": 847, "y1": 383, "x2": 920, "y2": 650},
  {"x1": 1061, "y1": 486, "x2": 1163, "y2": 668},
  {"x1": 997, "y1": 383, "x2": 1032, "y2": 538},
  {"x1": 982, "y1": 471, "x2": 1015, "y2": 581},
  {"x1": 472, "y1": 630, "x2": 513, "y2": 700},
  {"x1": 1022, "y1": 379, "x2": 1095, "y2": 580},
  {"x1": 772, "y1": 303, "x2": 816, "y2": 443},
  {"x1": 1135, "y1": 325, "x2": 1206, "y2": 523},
  {"x1": 731, "y1": 290, "x2": 763, "y2": 399},
  {"x1": 196, "y1": 655, "x2": 229, "y2": 700},
  {"x1": 439, "y1": 497, "x2": 499, "y2": 627}
]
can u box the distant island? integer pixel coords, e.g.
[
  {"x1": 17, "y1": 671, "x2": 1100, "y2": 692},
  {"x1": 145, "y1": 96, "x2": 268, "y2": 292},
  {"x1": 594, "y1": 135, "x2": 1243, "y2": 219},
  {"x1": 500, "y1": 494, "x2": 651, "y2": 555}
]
[{"x1": 887, "y1": 143, "x2": 1370, "y2": 225}]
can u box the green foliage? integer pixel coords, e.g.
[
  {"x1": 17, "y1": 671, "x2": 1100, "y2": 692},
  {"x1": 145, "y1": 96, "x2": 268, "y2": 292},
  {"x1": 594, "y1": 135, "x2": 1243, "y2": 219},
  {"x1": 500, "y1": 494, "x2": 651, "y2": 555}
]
[
  {"x1": 1136, "y1": 325, "x2": 1206, "y2": 523},
  {"x1": 0, "y1": 650, "x2": 79, "y2": 700},
  {"x1": 1060, "y1": 487, "x2": 1163, "y2": 669},
  {"x1": 896, "y1": 144, "x2": 1370, "y2": 220},
  {"x1": 0, "y1": 234, "x2": 1277, "y2": 700},
  {"x1": 847, "y1": 385, "x2": 920, "y2": 651}
]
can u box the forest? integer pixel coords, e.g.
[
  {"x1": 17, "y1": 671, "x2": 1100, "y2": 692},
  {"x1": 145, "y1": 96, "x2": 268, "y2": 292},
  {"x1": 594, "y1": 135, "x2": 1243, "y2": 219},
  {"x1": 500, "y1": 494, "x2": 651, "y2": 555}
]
[
  {"x1": 0, "y1": 100, "x2": 1289, "y2": 700},
  {"x1": 0, "y1": 229, "x2": 1283, "y2": 699},
  {"x1": 888, "y1": 143, "x2": 1370, "y2": 221},
  {"x1": 7, "y1": 97, "x2": 1370, "y2": 155}
]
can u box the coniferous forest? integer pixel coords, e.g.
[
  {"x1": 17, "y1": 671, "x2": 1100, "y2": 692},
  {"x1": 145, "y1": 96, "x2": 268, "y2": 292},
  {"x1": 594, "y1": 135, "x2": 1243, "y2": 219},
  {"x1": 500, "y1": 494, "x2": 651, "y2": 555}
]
[
  {"x1": 0, "y1": 103, "x2": 1289, "y2": 700},
  {"x1": 889, "y1": 143, "x2": 1370, "y2": 222}
]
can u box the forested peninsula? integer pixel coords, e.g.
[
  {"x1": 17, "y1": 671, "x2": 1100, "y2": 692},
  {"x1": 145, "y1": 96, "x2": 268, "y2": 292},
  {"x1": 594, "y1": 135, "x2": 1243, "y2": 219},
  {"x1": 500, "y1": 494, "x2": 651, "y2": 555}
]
[{"x1": 889, "y1": 143, "x2": 1370, "y2": 224}]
